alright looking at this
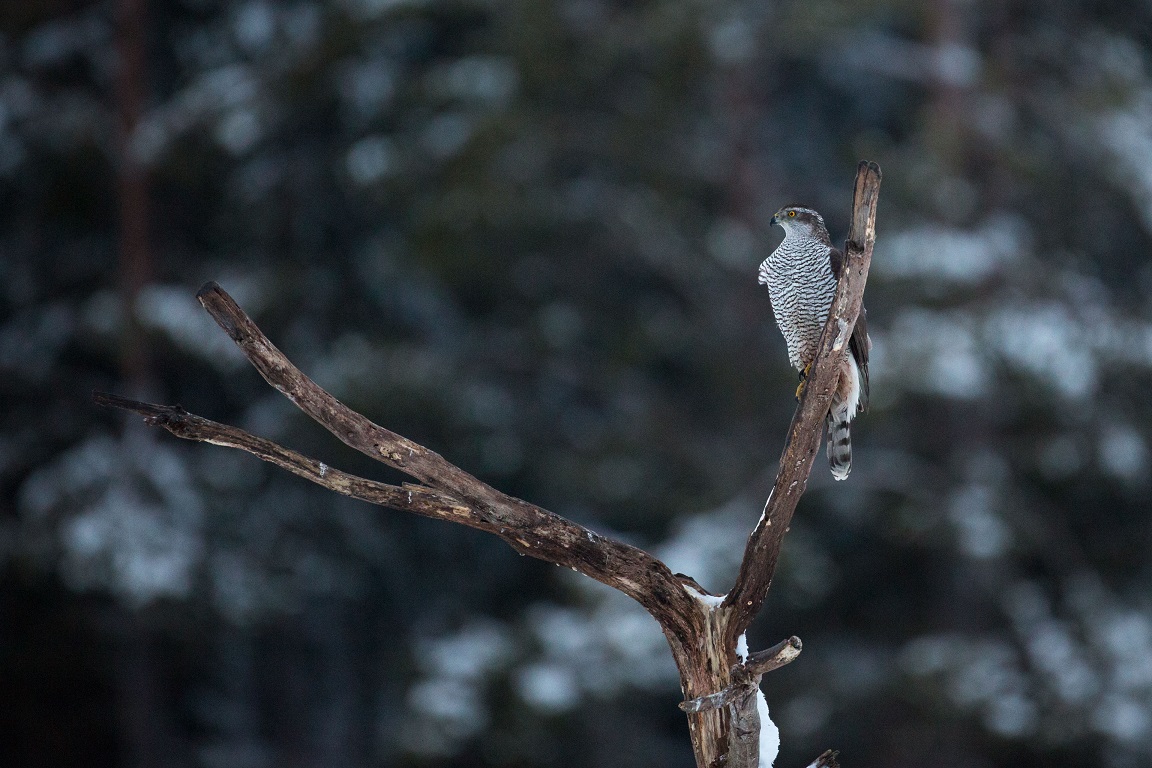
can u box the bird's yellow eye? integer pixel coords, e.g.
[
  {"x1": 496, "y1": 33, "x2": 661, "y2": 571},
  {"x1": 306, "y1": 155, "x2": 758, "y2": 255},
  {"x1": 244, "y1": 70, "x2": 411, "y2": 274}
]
[{"x1": 787, "y1": 210, "x2": 796, "y2": 217}]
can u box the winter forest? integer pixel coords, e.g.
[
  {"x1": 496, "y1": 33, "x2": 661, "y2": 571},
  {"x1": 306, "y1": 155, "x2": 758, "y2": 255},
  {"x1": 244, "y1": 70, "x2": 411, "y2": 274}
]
[{"x1": 3, "y1": 0, "x2": 1152, "y2": 766}]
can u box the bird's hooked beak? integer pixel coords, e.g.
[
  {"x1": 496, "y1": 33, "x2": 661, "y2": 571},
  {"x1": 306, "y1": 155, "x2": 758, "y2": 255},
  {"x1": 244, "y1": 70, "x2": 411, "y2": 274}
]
[{"x1": 770, "y1": 214, "x2": 778, "y2": 227}]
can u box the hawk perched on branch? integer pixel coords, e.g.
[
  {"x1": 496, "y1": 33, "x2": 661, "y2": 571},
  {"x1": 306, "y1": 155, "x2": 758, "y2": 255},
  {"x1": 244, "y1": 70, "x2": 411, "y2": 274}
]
[{"x1": 759, "y1": 205, "x2": 871, "y2": 480}]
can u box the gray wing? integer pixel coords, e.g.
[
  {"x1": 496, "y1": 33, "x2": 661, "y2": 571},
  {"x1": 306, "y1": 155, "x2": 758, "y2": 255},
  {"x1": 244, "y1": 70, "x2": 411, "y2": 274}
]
[{"x1": 828, "y1": 247, "x2": 871, "y2": 411}]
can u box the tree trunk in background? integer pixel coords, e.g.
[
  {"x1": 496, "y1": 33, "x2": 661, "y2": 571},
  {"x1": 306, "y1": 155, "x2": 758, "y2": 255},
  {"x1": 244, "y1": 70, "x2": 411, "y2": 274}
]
[
  {"x1": 927, "y1": 0, "x2": 974, "y2": 172},
  {"x1": 111, "y1": 611, "x2": 181, "y2": 768},
  {"x1": 115, "y1": 0, "x2": 153, "y2": 396},
  {"x1": 113, "y1": 2, "x2": 162, "y2": 766}
]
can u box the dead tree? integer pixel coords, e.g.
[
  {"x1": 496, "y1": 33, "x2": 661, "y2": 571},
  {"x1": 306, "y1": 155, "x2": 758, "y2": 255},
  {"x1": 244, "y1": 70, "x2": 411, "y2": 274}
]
[{"x1": 96, "y1": 161, "x2": 880, "y2": 768}]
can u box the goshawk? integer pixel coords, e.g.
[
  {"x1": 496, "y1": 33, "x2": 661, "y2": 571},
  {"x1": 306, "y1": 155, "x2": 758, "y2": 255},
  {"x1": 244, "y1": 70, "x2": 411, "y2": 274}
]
[{"x1": 758, "y1": 205, "x2": 870, "y2": 480}]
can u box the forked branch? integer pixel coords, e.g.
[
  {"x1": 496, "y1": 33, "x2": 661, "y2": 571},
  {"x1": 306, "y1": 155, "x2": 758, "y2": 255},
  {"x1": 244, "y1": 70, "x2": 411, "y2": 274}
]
[
  {"x1": 96, "y1": 285, "x2": 697, "y2": 640},
  {"x1": 95, "y1": 161, "x2": 880, "y2": 768}
]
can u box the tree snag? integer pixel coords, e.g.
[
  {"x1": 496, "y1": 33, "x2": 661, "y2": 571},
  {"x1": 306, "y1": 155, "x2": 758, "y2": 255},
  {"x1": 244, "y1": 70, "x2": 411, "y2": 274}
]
[{"x1": 96, "y1": 161, "x2": 881, "y2": 767}]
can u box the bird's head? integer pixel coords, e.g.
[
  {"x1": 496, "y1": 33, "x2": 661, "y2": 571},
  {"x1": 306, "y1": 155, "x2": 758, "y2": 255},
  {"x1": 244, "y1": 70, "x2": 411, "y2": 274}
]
[{"x1": 770, "y1": 205, "x2": 831, "y2": 244}]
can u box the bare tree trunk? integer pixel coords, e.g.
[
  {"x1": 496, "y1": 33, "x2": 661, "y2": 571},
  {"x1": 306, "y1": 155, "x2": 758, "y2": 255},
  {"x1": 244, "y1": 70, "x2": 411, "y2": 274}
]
[
  {"x1": 97, "y1": 163, "x2": 881, "y2": 768},
  {"x1": 926, "y1": 0, "x2": 975, "y2": 170},
  {"x1": 111, "y1": 4, "x2": 164, "y2": 765},
  {"x1": 115, "y1": 0, "x2": 153, "y2": 395},
  {"x1": 109, "y1": 611, "x2": 185, "y2": 768}
]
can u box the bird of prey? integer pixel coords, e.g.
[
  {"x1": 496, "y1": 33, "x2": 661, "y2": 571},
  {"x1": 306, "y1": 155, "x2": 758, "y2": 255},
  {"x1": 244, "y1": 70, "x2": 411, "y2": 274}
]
[{"x1": 758, "y1": 205, "x2": 870, "y2": 480}]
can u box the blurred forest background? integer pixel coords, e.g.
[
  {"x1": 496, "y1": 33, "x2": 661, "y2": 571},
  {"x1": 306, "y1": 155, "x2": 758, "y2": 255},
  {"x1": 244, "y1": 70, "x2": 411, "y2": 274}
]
[{"x1": 3, "y1": 0, "x2": 1152, "y2": 766}]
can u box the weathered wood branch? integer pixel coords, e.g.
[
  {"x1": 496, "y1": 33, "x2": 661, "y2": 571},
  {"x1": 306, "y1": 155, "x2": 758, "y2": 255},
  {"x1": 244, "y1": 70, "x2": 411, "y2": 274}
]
[
  {"x1": 723, "y1": 161, "x2": 881, "y2": 645},
  {"x1": 679, "y1": 636, "x2": 803, "y2": 714},
  {"x1": 92, "y1": 393, "x2": 475, "y2": 521},
  {"x1": 679, "y1": 636, "x2": 802, "y2": 768},
  {"x1": 95, "y1": 161, "x2": 880, "y2": 768},
  {"x1": 727, "y1": 684, "x2": 763, "y2": 768},
  {"x1": 807, "y1": 749, "x2": 840, "y2": 768},
  {"x1": 188, "y1": 283, "x2": 697, "y2": 627}
]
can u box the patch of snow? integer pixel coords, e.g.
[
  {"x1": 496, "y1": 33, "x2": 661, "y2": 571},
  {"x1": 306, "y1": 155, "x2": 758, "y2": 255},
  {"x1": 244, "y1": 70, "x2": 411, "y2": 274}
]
[
  {"x1": 420, "y1": 620, "x2": 513, "y2": 679},
  {"x1": 1098, "y1": 423, "x2": 1149, "y2": 483},
  {"x1": 833, "y1": 31, "x2": 981, "y2": 88},
  {"x1": 986, "y1": 303, "x2": 1099, "y2": 400},
  {"x1": 656, "y1": 498, "x2": 751, "y2": 589},
  {"x1": 515, "y1": 663, "x2": 580, "y2": 713},
  {"x1": 1097, "y1": 89, "x2": 1152, "y2": 235},
  {"x1": 757, "y1": 687, "x2": 780, "y2": 767},
  {"x1": 346, "y1": 135, "x2": 396, "y2": 185},
  {"x1": 19, "y1": 433, "x2": 206, "y2": 606},
  {"x1": 526, "y1": 596, "x2": 675, "y2": 696},
  {"x1": 948, "y1": 484, "x2": 1012, "y2": 560},
  {"x1": 877, "y1": 213, "x2": 1029, "y2": 284},
  {"x1": 879, "y1": 310, "x2": 990, "y2": 399},
  {"x1": 683, "y1": 583, "x2": 726, "y2": 608},
  {"x1": 425, "y1": 56, "x2": 519, "y2": 107},
  {"x1": 134, "y1": 284, "x2": 248, "y2": 368}
]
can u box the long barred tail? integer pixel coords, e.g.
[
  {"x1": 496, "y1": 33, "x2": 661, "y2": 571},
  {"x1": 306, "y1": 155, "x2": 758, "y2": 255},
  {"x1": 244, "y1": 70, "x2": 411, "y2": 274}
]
[{"x1": 826, "y1": 412, "x2": 852, "y2": 481}]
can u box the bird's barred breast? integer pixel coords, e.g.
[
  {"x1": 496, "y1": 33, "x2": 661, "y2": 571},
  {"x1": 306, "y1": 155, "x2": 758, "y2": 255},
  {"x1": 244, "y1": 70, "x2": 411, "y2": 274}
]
[{"x1": 763, "y1": 240, "x2": 837, "y2": 370}]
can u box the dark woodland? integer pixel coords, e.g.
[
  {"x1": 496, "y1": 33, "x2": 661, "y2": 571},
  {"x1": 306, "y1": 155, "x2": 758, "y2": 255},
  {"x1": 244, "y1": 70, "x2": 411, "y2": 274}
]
[{"x1": 3, "y1": 2, "x2": 1152, "y2": 768}]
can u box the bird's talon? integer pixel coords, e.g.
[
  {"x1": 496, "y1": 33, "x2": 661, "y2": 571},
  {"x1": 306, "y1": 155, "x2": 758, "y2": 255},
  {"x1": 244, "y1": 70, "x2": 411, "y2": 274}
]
[{"x1": 795, "y1": 363, "x2": 811, "y2": 400}]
